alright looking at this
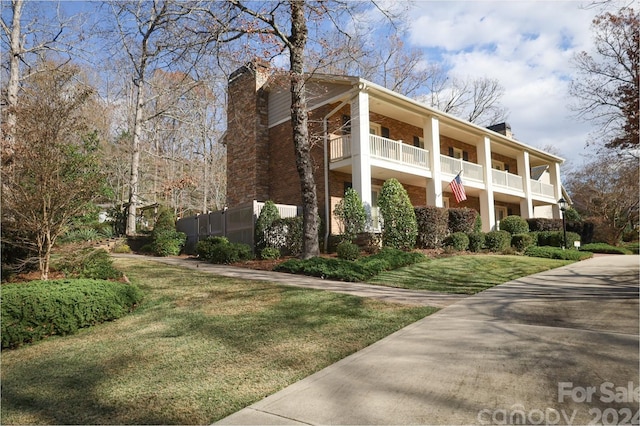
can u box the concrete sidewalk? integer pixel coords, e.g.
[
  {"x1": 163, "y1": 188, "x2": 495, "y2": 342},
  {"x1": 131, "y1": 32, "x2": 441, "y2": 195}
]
[{"x1": 214, "y1": 255, "x2": 639, "y2": 425}]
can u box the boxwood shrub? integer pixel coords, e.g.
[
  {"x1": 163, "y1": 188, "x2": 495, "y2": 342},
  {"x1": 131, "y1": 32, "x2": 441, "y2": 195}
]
[
  {"x1": 415, "y1": 206, "x2": 448, "y2": 249},
  {"x1": 196, "y1": 236, "x2": 253, "y2": 264},
  {"x1": 2, "y1": 279, "x2": 143, "y2": 349},
  {"x1": 443, "y1": 232, "x2": 469, "y2": 251},
  {"x1": 536, "y1": 231, "x2": 581, "y2": 248},
  {"x1": 499, "y1": 215, "x2": 529, "y2": 234},
  {"x1": 337, "y1": 241, "x2": 361, "y2": 261},
  {"x1": 485, "y1": 230, "x2": 511, "y2": 252},
  {"x1": 579, "y1": 243, "x2": 631, "y2": 254},
  {"x1": 467, "y1": 232, "x2": 485, "y2": 252},
  {"x1": 524, "y1": 246, "x2": 593, "y2": 261},
  {"x1": 511, "y1": 233, "x2": 535, "y2": 252}
]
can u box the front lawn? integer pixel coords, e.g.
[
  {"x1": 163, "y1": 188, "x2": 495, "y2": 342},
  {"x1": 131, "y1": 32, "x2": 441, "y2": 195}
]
[
  {"x1": 368, "y1": 255, "x2": 573, "y2": 294},
  {"x1": 1, "y1": 258, "x2": 436, "y2": 425}
]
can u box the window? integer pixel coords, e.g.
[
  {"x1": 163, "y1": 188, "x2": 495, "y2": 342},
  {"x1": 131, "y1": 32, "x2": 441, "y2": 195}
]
[
  {"x1": 448, "y1": 147, "x2": 468, "y2": 161},
  {"x1": 495, "y1": 206, "x2": 508, "y2": 229},
  {"x1": 370, "y1": 122, "x2": 381, "y2": 136},
  {"x1": 492, "y1": 160, "x2": 505, "y2": 170}
]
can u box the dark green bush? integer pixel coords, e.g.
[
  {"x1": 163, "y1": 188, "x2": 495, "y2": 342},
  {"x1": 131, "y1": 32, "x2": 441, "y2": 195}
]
[
  {"x1": 415, "y1": 206, "x2": 448, "y2": 249},
  {"x1": 537, "y1": 231, "x2": 580, "y2": 248},
  {"x1": 337, "y1": 241, "x2": 360, "y2": 261},
  {"x1": 485, "y1": 230, "x2": 511, "y2": 252},
  {"x1": 196, "y1": 236, "x2": 253, "y2": 264},
  {"x1": 56, "y1": 248, "x2": 122, "y2": 280},
  {"x1": 269, "y1": 217, "x2": 303, "y2": 257},
  {"x1": 151, "y1": 229, "x2": 187, "y2": 256},
  {"x1": 511, "y1": 233, "x2": 535, "y2": 252},
  {"x1": 448, "y1": 208, "x2": 478, "y2": 234},
  {"x1": 255, "y1": 201, "x2": 281, "y2": 253},
  {"x1": 624, "y1": 242, "x2": 640, "y2": 254},
  {"x1": 334, "y1": 188, "x2": 366, "y2": 242},
  {"x1": 150, "y1": 208, "x2": 186, "y2": 256},
  {"x1": 443, "y1": 232, "x2": 469, "y2": 251},
  {"x1": 378, "y1": 179, "x2": 417, "y2": 250},
  {"x1": 579, "y1": 243, "x2": 631, "y2": 254},
  {"x1": 2, "y1": 279, "x2": 143, "y2": 349},
  {"x1": 260, "y1": 247, "x2": 281, "y2": 260},
  {"x1": 527, "y1": 218, "x2": 562, "y2": 232},
  {"x1": 275, "y1": 248, "x2": 425, "y2": 282},
  {"x1": 524, "y1": 246, "x2": 593, "y2": 261},
  {"x1": 499, "y1": 215, "x2": 529, "y2": 234},
  {"x1": 467, "y1": 232, "x2": 485, "y2": 252}
]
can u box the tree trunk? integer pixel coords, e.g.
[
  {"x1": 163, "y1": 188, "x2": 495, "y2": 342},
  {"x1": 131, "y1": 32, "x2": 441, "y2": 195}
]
[
  {"x1": 289, "y1": 0, "x2": 319, "y2": 258},
  {"x1": 126, "y1": 80, "x2": 144, "y2": 236},
  {"x1": 4, "y1": 0, "x2": 23, "y2": 160}
]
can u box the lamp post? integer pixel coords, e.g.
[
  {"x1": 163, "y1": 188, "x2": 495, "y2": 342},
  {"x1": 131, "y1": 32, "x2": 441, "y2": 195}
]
[{"x1": 558, "y1": 197, "x2": 567, "y2": 249}]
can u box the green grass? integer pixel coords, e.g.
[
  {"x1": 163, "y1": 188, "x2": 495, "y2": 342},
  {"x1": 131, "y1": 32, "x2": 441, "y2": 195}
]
[
  {"x1": 1, "y1": 258, "x2": 436, "y2": 425},
  {"x1": 368, "y1": 255, "x2": 574, "y2": 294}
]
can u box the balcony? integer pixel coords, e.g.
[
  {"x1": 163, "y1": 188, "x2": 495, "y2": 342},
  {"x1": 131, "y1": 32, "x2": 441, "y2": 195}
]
[
  {"x1": 330, "y1": 135, "x2": 430, "y2": 171},
  {"x1": 492, "y1": 169, "x2": 523, "y2": 192},
  {"x1": 530, "y1": 180, "x2": 555, "y2": 198},
  {"x1": 440, "y1": 155, "x2": 484, "y2": 183}
]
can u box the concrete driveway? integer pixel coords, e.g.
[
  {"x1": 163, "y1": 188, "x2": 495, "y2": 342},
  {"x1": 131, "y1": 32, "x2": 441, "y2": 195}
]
[{"x1": 217, "y1": 255, "x2": 639, "y2": 425}]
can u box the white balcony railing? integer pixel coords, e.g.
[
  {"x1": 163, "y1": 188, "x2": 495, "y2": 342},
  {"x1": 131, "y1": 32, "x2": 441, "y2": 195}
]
[
  {"x1": 330, "y1": 135, "x2": 351, "y2": 161},
  {"x1": 440, "y1": 155, "x2": 484, "y2": 183},
  {"x1": 369, "y1": 135, "x2": 430, "y2": 170},
  {"x1": 492, "y1": 169, "x2": 523, "y2": 192},
  {"x1": 530, "y1": 180, "x2": 555, "y2": 198}
]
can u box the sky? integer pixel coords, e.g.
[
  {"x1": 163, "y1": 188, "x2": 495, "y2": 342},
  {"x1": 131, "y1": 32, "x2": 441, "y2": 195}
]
[{"x1": 405, "y1": 0, "x2": 618, "y2": 168}]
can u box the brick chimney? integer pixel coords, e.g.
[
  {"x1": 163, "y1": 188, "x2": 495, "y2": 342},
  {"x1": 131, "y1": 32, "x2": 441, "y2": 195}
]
[
  {"x1": 226, "y1": 60, "x2": 271, "y2": 208},
  {"x1": 487, "y1": 122, "x2": 513, "y2": 138}
]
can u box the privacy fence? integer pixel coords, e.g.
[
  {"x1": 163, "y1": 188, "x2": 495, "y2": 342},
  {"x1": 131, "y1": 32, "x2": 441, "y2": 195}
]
[{"x1": 176, "y1": 201, "x2": 300, "y2": 254}]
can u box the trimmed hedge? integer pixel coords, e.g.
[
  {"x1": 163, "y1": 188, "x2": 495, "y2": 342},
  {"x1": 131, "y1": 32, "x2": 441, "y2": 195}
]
[
  {"x1": 535, "y1": 231, "x2": 581, "y2": 248},
  {"x1": 275, "y1": 248, "x2": 425, "y2": 282},
  {"x1": 2, "y1": 279, "x2": 143, "y2": 349},
  {"x1": 499, "y1": 215, "x2": 529, "y2": 235},
  {"x1": 443, "y1": 232, "x2": 469, "y2": 251},
  {"x1": 337, "y1": 241, "x2": 361, "y2": 261},
  {"x1": 196, "y1": 236, "x2": 253, "y2": 264},
  {"x1": 468, "y1": 232, "x2": 485, "y2": 252},
  {"x1": 485, "y1": 230, "x2": 511, "y2": 252},
  {"x1": 415, "y1": 206, "x2": 448, "y2": 249},
  {"x1": 511, "y1": 233, "x2": 535, "y2": 252},
  {"x1": 448, "y1": 208, "x2": 478, "y2": 234},
  {"x1": 524, "y1": 246, "x2": 593, "y2": 261}
]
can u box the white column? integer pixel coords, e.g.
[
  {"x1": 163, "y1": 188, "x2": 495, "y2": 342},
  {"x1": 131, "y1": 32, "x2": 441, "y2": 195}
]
[
  {"x1": 550, "y1": 162, "x2": 563, "y2": 219},
  {"x1": 351, "y1": 89, "x2": 372, "y2": 217},
  {"x1": 424, "y1": 115, "x2": 443, "y2": 207},
  {"x1": 518, "y1": 151, "x2": 533, "y2": 218},
  {"x1": 478, "y1": 136, "x2": 495, "y2": 231}
]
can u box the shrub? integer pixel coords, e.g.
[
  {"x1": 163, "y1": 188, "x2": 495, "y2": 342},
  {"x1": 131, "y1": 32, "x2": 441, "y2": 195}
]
[
  {"x1": 1, "y1": 279, "x2": 143, "y2": 349},
  {"x1": 334, "y1": 188, "x2": 366, "y2": 242},
  {"x1": 56, "y1": 248, "x2": 122, "y2": 280},
  {"x1": 511, "y1": 233, "x2": 535, "y2": 252},
  {"x1": 443, "y1": 232, "x2": 469, "y2": 251},
  {"x1": 579, "y1": 243, "x2": 631, "y2": 254},
  {"x1": 151, "y1": 229, "x2": 187, "y2": 256},
  {"x1": 275, "y1": 248, "x2": 425, "y2": 282},
  {"x1": 255, "y1": 201, "x2": 280, "y2": 253},
  {"x1": 448, "y1": 208, "x2": 478, "y2": 234},
  {"x1": 337, "y1": 241, "x2": 360, "y2": 261},
  {"x1": 60, "y1": 227, "x2": 100, "y2": 243},
  {"x1": 537, "y1": 231, "x2": 580, "y2": 248},
  {"x1": 467, "y1": 232, "x2": 485, "y2": 252},
  {"x1": 485, "y1": 230, "x2": 511, "y2": 252},
  {"x1": 415, "y1": 206, "x2": 448, "y2": 249},
  {"x1": 524, "y1": 246, "x2": 593, "y2": 261},
  {"x1": 527, "y1": 218, "x2": 562, "y2": 232},
  {"x1": 112, "y1": 242, "x2": 132, "y2": 254},
  {"x1": 196, "y1": 237, "x2": 252, "y2": 264},
  {"x1": 378, "y1": 179, "x2": 417, "y2": 250},
  {"x1": 268, "y1": 217, "x2": 303, "y2": 257},
  {"x1": 499, "y1": 215, "x2": 529, "y2": 234},
  {"x1": 260, "y1": 247, "x2": 281, "y2": 260},
  {"x1": 150, "y1": 208, "x2": 186, "y2": 256}
]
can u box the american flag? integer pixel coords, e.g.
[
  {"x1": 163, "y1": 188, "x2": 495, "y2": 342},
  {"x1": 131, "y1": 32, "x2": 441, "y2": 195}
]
[{"x1": 450, "y1": 172, "x2": 467, "y2": 203}]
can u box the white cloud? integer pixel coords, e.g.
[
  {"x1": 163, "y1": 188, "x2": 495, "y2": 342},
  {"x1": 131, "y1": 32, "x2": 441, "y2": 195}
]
[{"x1": 406, "y1": 0, "x2": 620, "y2": 164}]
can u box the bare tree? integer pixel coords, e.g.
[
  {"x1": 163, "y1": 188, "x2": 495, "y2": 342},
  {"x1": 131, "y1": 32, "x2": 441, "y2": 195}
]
[
  {"x1": 0, "y1": 0, "x2": 83, "y2": 163},
  {"x1": 569, "y1": 7, "x2": 639, "y2": 154},
  {"x1": 1, "y1": 61, "x2": 106, "y2": 279}
]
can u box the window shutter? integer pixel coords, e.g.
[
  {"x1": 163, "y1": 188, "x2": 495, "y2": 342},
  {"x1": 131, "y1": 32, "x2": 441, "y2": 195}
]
[
  {"x1": 448, "y1": 147, "x2": 454, "y2": 157},
  {"x1": 344, "y1": 182, "x2": 352, "y2": 194},
  {"x1": 342, "y1": 115, "x2": 351, "y2": 135},
  {"x1": 413, "y1": 136, "x2": 420, "y2": 147},
  {"x1": 505, "y1": 164, "x2": 510, "y2": 172},
  {"x1": 463, "y1": 151, "x2": 469, "y2": 161},
  {"x1": 381, "y1": 127, "x2": 390, "y2": 138}
]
